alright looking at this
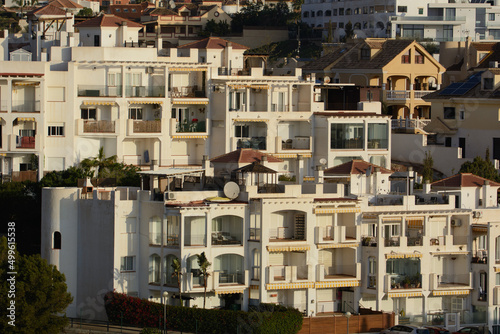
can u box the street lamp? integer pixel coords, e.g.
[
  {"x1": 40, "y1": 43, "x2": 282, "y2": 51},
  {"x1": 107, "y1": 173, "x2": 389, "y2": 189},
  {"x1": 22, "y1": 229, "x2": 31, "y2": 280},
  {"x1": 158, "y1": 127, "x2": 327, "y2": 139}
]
[
  {"x1": 344, "y1": 311, "x2": 352, "y2": 334},
  {"x1": 163, "y1": 291, "x2": 168, "y2": 334}
]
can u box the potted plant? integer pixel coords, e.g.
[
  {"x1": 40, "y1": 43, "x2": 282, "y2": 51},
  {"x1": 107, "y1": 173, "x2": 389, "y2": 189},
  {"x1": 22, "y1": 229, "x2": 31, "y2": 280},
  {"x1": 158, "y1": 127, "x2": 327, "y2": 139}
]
[{"x1": 402, "y1": 276, "x2": 411, "y2": 289}]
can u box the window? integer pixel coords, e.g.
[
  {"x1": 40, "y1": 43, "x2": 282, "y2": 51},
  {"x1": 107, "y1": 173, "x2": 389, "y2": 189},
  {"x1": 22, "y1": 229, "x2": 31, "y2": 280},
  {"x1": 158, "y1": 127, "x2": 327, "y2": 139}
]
[
  {"x1": 444, "y1": 25, "x2": 453, "y2": 41},
  {"x1": 460, "y1": 110, "x2": 465, "y2": 120},
  {"x1": 479, "y1": 271, "x2": 488, "y2": 301},
  {"x1": 346, "y1": 8, "x2": 351, "y2": 15},
  {"x1": 339, "y1": 8, "x2": 344, "y2": 15},
  {"x1": 108, "y1": 72, "x2": 122, "y2": 86},
  {"x1": 444, "y1": 107, "x2": 456, "y2": 119},
  {"x1": 398, "y1": 6, "x2": 407, "y2": 13},
  {"x1": 81, "y1": 108, "x2": 96, "y2": 119},
  {"x1": 354, "y1": 8, "x2": 360, "y2": 14},
  {"x1": 363, "y1": 7, "x2": 368, "y2": 14},
  {"x1": 48, "y1": 126, "x2": 64, "y2": 136},
  {"x1": 229, "y1": 91, "x2": 246, "y2": 111},
  {"x1": 325, "y1": 10, "x2": 331, "y2": 16},
  {"x1": 339, "y1": 22, "x2": 344, "y2": 28},
  {"x1": 445, "y1": 137, "x2": 452, "y2": 147},
  {"x1": 53, "y1": 231, "x2": 61, "y2": 249},
  {"x1": 333, "y1": 9, "x2": 337, "y2": 16},
  {"x1": 368, "y1": 257, "x2": 376, "y2": 288},
  {"x1": 402, "y1": 25, "x2": 424, "y2": 39},
  {"x1": 490, "y1": 13, "x2": 496, "y2": 21},
  {"x1": 311, "y1": 11, "x2": 315, "y2": 17},
  {"x1": 235, "y1": 125, "x2": 249, "y2": 138},
  {"x1": 361, "y1": 47, "x2": 371, "y2": 60},
  {"x1": 418, "y1": 8, "x2": 424, "y2": 15},
  {"x1": 317, "y1": 10, "x2": 323, "y2": 16},
  {"x1": 149, "y1": 254, "x2": 161, "y2": 284},
  {"x1": 121, "y1": 256, "x2": 135, "y2": 271},
  {"x1": 369, "y1": 6, "x2": 374, "y2": 14},
  {"x1": 331, "y1": 123, "x2": 364, "y2": 149},
  {"x1": 303, "y1": 11, "x2": 309, "y2": 18},
  {"x1": 401, "y1": 50, "x2": 411, "y2": 64},
  {"x1": 415, "y1": 51, "x2": 424, "y2": 64},
  {"x1": 484, "y1": 78, "x2": 494, "y2": 90},
  {"x1": 129, "y1": 107, "x2": 143, "y2": 120},
  {"x1": 368, "y1": 123, "x2": 388, "y2": 149}
]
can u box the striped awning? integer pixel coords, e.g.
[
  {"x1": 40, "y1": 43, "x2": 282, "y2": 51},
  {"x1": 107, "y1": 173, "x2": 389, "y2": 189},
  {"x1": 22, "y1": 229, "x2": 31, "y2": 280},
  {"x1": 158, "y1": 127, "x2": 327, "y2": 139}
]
[
  {"x1": 172, "y1": 135, "x2": 208, "y2": 139},
  {"x1": 250, "y1": 285, "x2": 259, "y2": 290},
  {"x1": 472, "y1": 226, "x2": 488, "y2": 233},
  {"x1": 407, "y1": 217, "x2": 424, "y2": 228},
  {"x1": 169, "y1": 67, "x2": 207, "y2": 71},
  {"x1": 14, "y1": 81, "x2": 40, "y2": 86},
  {"x1": 271, "y1": 153, "x2": 313, "y2": 159},
  {"x1": 495, "y1": 267, "x2": 500, "y2": 272},
  {"x1": 249, "y1": 85, "x2": 269, "y2": 89},
  {"x1": 128, "y1": 100, "x2": 163, "y2": 105},
  {"x1": 267, "y1": 245, "x2": 309, "y2": 252},
  {"x1": 388, "y1": 291, "x2": 422, "y2": 298},
  {"x1": 17, "y1": 117, "x2": 35, "y2": 122},
  {"x1": 431, "y1": 251, "x2": 469, "y2": 256},
  {"x1": 229, "y1": 84, "x2": 247, "y2": 89},
  {"x1": 215, "y1": 289, "x2": 244, "y2": 295},
  {"x1": 266, "y1": 282, "x2": 314, "y2": 290},
  {"x1": 318, "y1": 243, "x2": 359, "y2": 249},
  {"x1": 363, "y1": 214, "x2": 378, "y2": 219},
  {"x1": 234, "y1": 119, "x2": 268, "y2": 123},
  {"x1": 315, "y1": 280, "x2": 360, "y2": 288},
  {"x1": 386, "y1": 253, "x2": 422, "y2": 259},
  {"x1": 314, "y1": 208, "x2": 360, "y2": 214},
  {"x1": 83, "y1": 101, "x2": 116, "y2": 106},
  {"x1": 383, "y1": 217, "x2": 402, "y2": 222},
  {"x1": 303, "y1": 176, "x2": 315, "y2": 182},
  {"x1": 289, "y1": 245, "x2": 310, "y2": 251},
  {"x1": 432, "y1": 290, "x2": 470, "y2": 296},
  {"x1": 172, "y1": 100, "x2": 209, "y2": 105}
]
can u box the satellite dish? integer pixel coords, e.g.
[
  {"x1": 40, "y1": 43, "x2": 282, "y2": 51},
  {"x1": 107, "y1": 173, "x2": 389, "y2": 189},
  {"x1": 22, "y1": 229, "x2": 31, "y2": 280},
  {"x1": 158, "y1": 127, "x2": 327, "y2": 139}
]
[
  {"x1": 324, "y1": 76, "x2": 331, "y2": 84},
  {"x1": 320, "y1": 158, "x2": 327, "y2": 165},
  {"x1": 223, "y1": 182, "x2": 240, "y2": 200}
]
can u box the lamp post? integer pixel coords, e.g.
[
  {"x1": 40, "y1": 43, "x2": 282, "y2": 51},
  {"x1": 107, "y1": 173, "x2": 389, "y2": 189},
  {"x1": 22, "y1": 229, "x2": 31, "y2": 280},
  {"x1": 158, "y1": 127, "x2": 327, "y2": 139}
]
[
  {"x1": 344, "y1": 311, "x2": 352, "y2": 334},
  {"x1": 163, "y1": 291, "x2": 168, "y2": 334}
]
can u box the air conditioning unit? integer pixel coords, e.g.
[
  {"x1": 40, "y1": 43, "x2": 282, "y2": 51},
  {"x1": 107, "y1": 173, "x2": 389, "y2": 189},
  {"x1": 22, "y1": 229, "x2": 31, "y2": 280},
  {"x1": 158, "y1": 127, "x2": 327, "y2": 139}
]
[
  {"x1": 451, "y1": 219, "x2": 461, "y2": 227},
  {"x1": 473, "y1": 211, "x2": 483, "y2": 218},
  {"x1": 167, "y1": 192, "x2": 176, "y2": 200}
]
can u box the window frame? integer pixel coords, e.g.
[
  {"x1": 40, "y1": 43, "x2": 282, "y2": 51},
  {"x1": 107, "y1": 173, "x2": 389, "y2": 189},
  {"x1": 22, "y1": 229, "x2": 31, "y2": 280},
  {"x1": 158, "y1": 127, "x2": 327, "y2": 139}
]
[{"x1": 121, "y1": 256, "x2": 135, "y2": 272}]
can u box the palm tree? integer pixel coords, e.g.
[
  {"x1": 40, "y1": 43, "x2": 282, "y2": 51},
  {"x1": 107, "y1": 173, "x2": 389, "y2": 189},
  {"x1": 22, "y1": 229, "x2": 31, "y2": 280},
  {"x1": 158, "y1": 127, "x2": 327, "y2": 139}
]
[
  {"x1": 196, "y1": 252, "x2": 211, "y2": 309},
  {"x1": 80, "y1": 147, "x2": 117, "y2": 178},
  {"x1": 171, "y1": 257, "x2": 183, "y2": 306}
]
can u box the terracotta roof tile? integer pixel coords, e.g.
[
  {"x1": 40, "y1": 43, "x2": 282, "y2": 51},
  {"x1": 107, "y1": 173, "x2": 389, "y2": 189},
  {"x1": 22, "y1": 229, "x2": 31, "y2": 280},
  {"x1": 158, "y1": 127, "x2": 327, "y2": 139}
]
[
  {"x1": 324, "y1": 159, "x2": 392, "y2": 175},
  {"x1": 472, "y1": 42, "x2": 497, "y2": 52},
  {"x1": 29, "y1": 4, "x2": 68, "y2": 16},
  {"x1": 431, "y1": 173, "x2": 500, "y2": 188},
  {"x1": 178, "y1": 37, "x2": 249, "y2": 50},
  {"x1": 210, "y1": 148, "x2": 283, "y2": 163},
  {"x1": 75, "y1": 14, "x2": 143, "y2": 28},
  {"x1": 49, "y1": 0, "x2": 83, "y2": 9}
]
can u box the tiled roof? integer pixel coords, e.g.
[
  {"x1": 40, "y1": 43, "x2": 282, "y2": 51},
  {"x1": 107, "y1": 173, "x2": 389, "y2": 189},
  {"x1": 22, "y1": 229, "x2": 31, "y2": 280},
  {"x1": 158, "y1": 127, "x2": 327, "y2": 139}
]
[
  {"x1": 422, "y1": 71, "x2": 500, "y2": 100},
  {"x1": 210, "y1": 149, "x2": 283, "y2": 163},
  {"x1": 324, "y1": 159, "x2": 392, "y2": 175},
  {"x1": 145, "y1": 7, "x2": 178, "y2": 16},
  {"x1": 431, "y1": 173, "x2": 500, "y2": 188},
  {"x1": 109, "y1": 4, "x2": 145, "y2": 20},
  {"x1": 471, "y1": 42, "x2": 497, "y2": 52},
  {"x1": 233, "y1": 162, "x2": 278, "y2": 173},
  {"x1": 75, "y1": 14, "x2": 143, "y2": 28},
  {"x1": 29, "y1": 4, "x2": 68, "y2": 16},
  {"x1": 447, "y1": 57, "x2": 463, "y2": 72},
  {"x1": 49, "y1": 0, "x2": 83, "y2": 9},
  {"x1": 474, "y1": 43, "x2": 500, "y2": 69},
  {"x1": 178, "y1": 37, "x2": 249, "y2": 50},
  {"x1": 302, "y1": 39, "x2": 414, "y2": 71}
]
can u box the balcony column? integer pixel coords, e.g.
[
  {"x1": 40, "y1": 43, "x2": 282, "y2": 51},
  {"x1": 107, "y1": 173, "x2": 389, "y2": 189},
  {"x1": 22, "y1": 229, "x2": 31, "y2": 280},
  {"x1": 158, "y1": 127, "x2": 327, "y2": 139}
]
[
  {"x1": 287, "y1": 84, "x2": 292, "y2": 112},
  {"x1": 7, "y1": 78, "x2": 12, "y2": 112},
  {"x1": 296, "y1": 154, "x2": 304, "y2": 184},
  {"x1": 121, "y1": 65, "x2": 125, "y2": 98},
  {"x1": 164, "y1": 65, "x2": 168, "y2": 99}
]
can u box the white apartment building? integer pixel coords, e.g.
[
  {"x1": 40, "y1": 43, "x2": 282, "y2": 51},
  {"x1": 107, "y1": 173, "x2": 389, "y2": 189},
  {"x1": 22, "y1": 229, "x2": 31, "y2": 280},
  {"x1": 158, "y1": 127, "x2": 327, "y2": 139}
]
[
  {"x1": 41, "y1": 155, "x2": 500, "y2": 331},
  {"x1": 301, "y1": 0, "x2": 500, "y2": 42}
]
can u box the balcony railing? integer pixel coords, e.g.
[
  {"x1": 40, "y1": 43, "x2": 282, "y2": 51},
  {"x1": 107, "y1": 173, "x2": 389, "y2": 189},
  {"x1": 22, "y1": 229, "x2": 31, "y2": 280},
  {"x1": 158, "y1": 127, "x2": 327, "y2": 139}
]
[
  {"x1": 281, "y1": 137, "x2": 311, "y2": 150},
  {"x1": 125, "y1": 86, "x2": 165, "y2": 98},
  {"x1": 407, "y1": 236, "x2": 423, "y2": 246},
  {"x1": 16, "y1": 136, "x2": 35, "y2": 148},
  {"x1": 392, "y1": 118, "x2": 431, "y2": 131},
  {"x1": 176, "y1": 119, "x2": 206, "y2": 133},
  {"x1": 217, "y1": 67, "x2": 249, "y2": 76},
  {"x1": 384, "y1": 236, "x2": 400, "y2": 247},
  {"x1": 272, "y1": 266, "x2": 286, "y2": 281},
  {"x1": 83, "y1": 120, "x2": 115, "y2": 133},
  {"x1": 184, "y1": 234, "x2": 205, "y2": 246},
  {"x1": 211, "y1": 231, "x2": 242, "y2": 246},
  {"x1": 78, "y1": 85, "x2": 122, "y2": 97},
  {"x1": 164, "y1": 234, "x2": 179, "y2": 246},
  {"x1": 218, "y1": 271, "x2": 243, "y2": 284},
  {"x1": 134, "y1": 120, "x2": 161, "y2": 133},
  {"x1": 169, "y1": 86, "x2": 205, "y2": 98},
  {"x1": 414, "y1": 90, "x2": 433, "y2": 99},
  {"x1": 237, "y1": 137, "x2": 266, "y2": 150},
  {"x1": 386, "y1": 90, "x2": 410, "y2": 100},
  {"x1": 12, "y1": 100, "x2": 40, "y2": 112},
  {"x1": 249, "y1": 228, "x2": 261, "y2": 241},
  {"x1": 391, "y1": 15, "x2": 466, "y2": 22}
]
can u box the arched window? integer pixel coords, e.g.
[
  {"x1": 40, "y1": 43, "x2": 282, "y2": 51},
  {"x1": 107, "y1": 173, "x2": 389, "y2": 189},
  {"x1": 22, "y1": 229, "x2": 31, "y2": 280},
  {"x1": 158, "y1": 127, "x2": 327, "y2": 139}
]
[
  {"x1": 53, "y1": 231, "x2": 61, "y2": 249},
  {"x1": 303, "y1": 11, "x2": 309, "y2": 18},
  {"x1": 149, "y1": 254, "x2": 161, "y2": 284},
  {"x1": 317, "y1": 10, "x2": 323, "y2": 16}
]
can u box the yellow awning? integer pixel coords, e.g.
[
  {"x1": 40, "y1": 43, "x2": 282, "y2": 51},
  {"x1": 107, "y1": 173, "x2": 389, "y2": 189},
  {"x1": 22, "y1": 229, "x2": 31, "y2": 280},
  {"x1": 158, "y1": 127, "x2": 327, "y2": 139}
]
[
  {"x1": 314, "y1": 208, "x2": 360, "y2": 214},
  {"x1": 250, "y1": 285, "x2": 259, "y2": 290},
  {"x1": 249, "y1": 85, "x2": 269, "y2": 89},
  {"x1": 17, "y1": 117, "x2": 35, "y2": 122},
  {"x1": 267, "y1": 246, "x2": 289, "y2": 252},
  {"x1": 172, "y1": 100, "x2": 209, "y2": 105},
  {"x1": 431, "y1": 251, "x2": 469, "y2": 256},
  {"x1": 407, "y1": 218, "x2": 424, "y2": 228},
  {"x1": 172, "y1": 135, "x2": 208, "y2": 139},
  {"x1": 472, "y1": 226, "x2": 488, "y2": 233},
  {"x1": 271, "y1": 153, "x2": 312, "y2": 159},
  {"x1": 83, "y1": 101, "x2": 116, "y2": 106},
  {"x1": 266, "y1": 282, "x2": 314, "y2": 290},
  {"x1": 14, "y1": 81, "x2": 40, "y2": 86},
  {"x1": 229, "y1": 84, "x2": 247, "y2": 89},
  {"x1": 383, "y1": 217, "x2": 402, "y2": 222},
  {"x1": 363, "y1": 214, "x2": 378, "y2": 219},
  {"x1": 128, "y1": 100, "x2": 163, "y2": 105},
  {"x1": 215, "y1": 289, "x2": 244, "y2": 295},
  {"x1": 432, "y1": 290, "x2": 470, "y2": 296},
  {"x1": 234, "y1": 119, "x2": 268, "y2": 123},
  {"x1": 315, "y1": 280, "x2": 360, "y2": 288},
  {"x1": 388, "y1": 291, "x2": 422, "y2": 298},
  {"x1": 386, "y1": 253, "x2": 422, "y2": 259},
  {"x1": 318, "y1": 243, "x2": 359, "y2": 249},
  {"x1": 495, "y1": 267, "x2": 500, "y2": 272},
  {"x1": 303, "y1": 176, "x2": 315, "y2": 182},
  {"x1": 289, "y1": 245, "x2": 310, "y2": 251},
  {"x1": 169, "y1": 67, "x2": 207, "y2": 71}
]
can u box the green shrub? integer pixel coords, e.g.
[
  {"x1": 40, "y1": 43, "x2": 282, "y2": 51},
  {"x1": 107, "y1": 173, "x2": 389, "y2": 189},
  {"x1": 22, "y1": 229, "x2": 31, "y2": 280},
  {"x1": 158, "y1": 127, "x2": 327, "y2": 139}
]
[{"x1": 141, "y1": 328, "x2": 161, "y2": 334}]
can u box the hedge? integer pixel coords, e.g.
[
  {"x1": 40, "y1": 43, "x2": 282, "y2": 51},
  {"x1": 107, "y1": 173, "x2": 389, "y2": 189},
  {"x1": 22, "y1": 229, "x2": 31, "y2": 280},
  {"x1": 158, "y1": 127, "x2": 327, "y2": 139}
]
[{"x1": 104, "y1": 291, "x2": 302, "y2": 334}]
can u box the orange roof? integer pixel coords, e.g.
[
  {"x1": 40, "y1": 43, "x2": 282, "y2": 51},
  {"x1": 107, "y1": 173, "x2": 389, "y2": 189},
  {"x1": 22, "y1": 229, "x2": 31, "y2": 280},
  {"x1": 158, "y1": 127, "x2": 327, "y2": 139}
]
[
  {"x1": 210, "y1": 149, "x2": 283, "y2": 163},
  {"x1": 49, "y1": 0, "x2": 83, "y2": 9},
  {"x1": 324, "y1": 159, "x2": 392, "y2": 175},
  {"x1": 178, "y1": 37, "x2": 249, "y2": 50},
  {"x1": 431, "y1": 173, "x2": 500, "y2": 188},
  {"x1": 29, "y1": 4, "x2": 68, "y2": 16},
  {"x1": 75, "y1": 14, "x2": 143, "y2": 28}
]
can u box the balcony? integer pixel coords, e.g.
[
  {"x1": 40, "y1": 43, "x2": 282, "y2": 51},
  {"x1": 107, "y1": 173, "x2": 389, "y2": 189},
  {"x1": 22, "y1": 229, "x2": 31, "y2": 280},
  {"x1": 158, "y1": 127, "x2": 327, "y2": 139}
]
[
  {"x1": 78, "y1": 85, "x2": 122, "y2": 97},
  {"x1": 211, "y1": 231, "x2": 242, "y2": 246},
  {"x1": 414, "y1": 90, "x2": 433, "y2": 99},
  {"x1": 384, "y1": 236, "x2": 400, "y2": 247},
  {"x1": 386, "y1": 274, "x2": 422, "y2": 291},
  {"x1": 390, "y1": 15, "x2": 466, "y2": 23},
  {"x1": 175, "y1": 119, "x2": 206, "y2": 133},
  {"x1": 235, "y1": 137, "x2": 267, "y2": 150},
  {"x1": 315, "y1": 225, "x2": 358, "y2": 244},
  {"x1": 131, "y1": 120, "x2": 161, "y2": 133},
  {"x1": 415, "y1": 195, "x2": 449, "y2": 205},
  {"x1": 217, "y1": 67, "x2": 249, "y2": 76},
  {"x1": 12, "y1": 100, "x2": 40, "y2": 112},
  {"x1": 184, "y1": 234, "x2": 205, "y2": 247},
  {"x1": 267, "y1": 265, "x2": 313, "y2": 284},
  {"x1": 386, "y1": 90, "x2": 410, "y2": 100},
  {"x1": 280, "y1": 136, "x2": 312, "y2": 151},
  {"x1": 125, "y1": 86, "x2": 165, "y2": 98},
  {"x1": 83, "y1": 120, "x2": 115, "y2": 133},
  {"x1": 316, "y1": 264, "x2": 359, "y2": 282},
  {"x1": 16, "y1": 136, "x2": 35, "y2": 149},
  {"x1": 164, "y1": 234, "x2": 179, "y2": 246},
  {"x1": 169, "y1": 86, "x2": 205, "y2": 98}
]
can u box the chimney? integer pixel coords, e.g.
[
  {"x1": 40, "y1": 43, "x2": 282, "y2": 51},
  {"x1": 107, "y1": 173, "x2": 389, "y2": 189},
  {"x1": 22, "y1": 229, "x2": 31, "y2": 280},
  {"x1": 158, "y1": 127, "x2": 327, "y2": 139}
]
[
  {"x1": 261, "y1": 155, "x2": 268, "y2": 168},
  {"x1": 150, "y1": 159, "x2": 158, "y2": 171},
  {"x1": 424, "y1": 180, "x2": 431, "y2": 194}
]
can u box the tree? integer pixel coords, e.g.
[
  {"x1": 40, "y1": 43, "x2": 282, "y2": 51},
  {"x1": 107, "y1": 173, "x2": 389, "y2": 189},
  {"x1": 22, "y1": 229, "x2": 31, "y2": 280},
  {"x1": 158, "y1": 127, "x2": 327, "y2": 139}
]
[
  {"x1": 171, "y1": 257, "x2": 182, "y2": 306},
  {"x1": 0, "y1": 237, "x2": 73, "y2": 333},
  {"x1": 199, "y1": 20, "x2": 230, "y2": 37},
  {"x1": 80, "y1": 147, "x2": 118, "y2": 178},
  {"x1": 422, "y1": 151, "x2": 434, "y2": 183},
  {"x1": 76, "y1": 7, "x2": 94, "y2": 17},
  {"x1": 459, "y1": 148, "x2": 500, "y2": 182},
  {"x1": 196, "y1": 252, "x2": 211, "y2": 309}
]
